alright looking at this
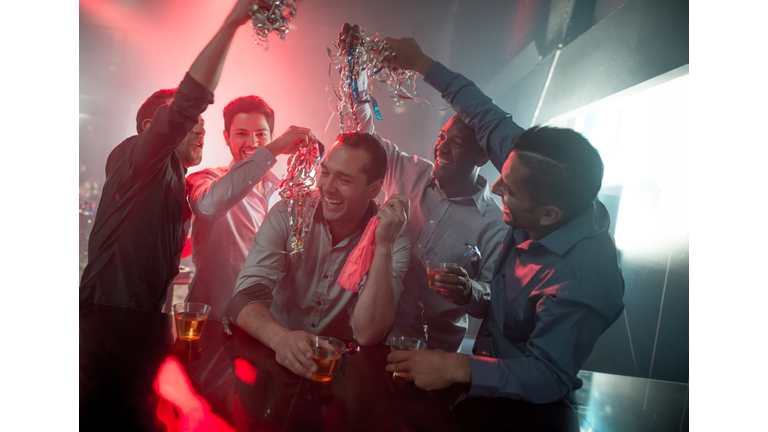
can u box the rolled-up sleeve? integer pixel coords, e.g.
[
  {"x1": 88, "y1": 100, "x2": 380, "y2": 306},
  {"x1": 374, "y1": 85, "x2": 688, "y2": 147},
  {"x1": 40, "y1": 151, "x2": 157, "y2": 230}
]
[
  {"x1": 462, "y1": 279, "x2": 492, "y2": 319},
  {"x1": 133, "y1": 73, "x2": 214, "y2": 173},
  {"x1": 353, "y1": 85, "x2": 434, "y2": 196},
  {"x1": 224, "y1": 201, "x2": 291, "y2": 324},
  {"x1": 389, "y1": 230, "x2": 412, "y2": 308}
]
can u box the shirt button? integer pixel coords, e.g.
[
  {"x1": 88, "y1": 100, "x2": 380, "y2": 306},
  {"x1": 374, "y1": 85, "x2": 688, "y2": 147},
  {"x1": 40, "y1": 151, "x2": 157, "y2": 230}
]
[
  {"x1": 429, "y1": 220, "x2": 434, "y2": 224},
  {"x1": 311, "y1": 323, "x2": 316, "y2": 328},
  {"x1": 316, "y1": 301, "x2": 321, "y2": 306},
  {"x1": 323, "y1": 275, "x2": 328, "y2": 279},
  {"x1": 248, "y1": 180, "x2": 253, "y2": 185},
  {"x1": 267, "y1": 161, "x2": 272, "y2": 165},
  {"x1": 418, "y1": 244, "x2": 422, "y2": 248}
]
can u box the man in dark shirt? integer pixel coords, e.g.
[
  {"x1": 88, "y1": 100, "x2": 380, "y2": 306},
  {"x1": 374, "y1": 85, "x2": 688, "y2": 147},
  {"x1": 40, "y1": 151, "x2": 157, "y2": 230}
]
[
  {"x1": 384, "y1": 37, "x2": 625, "y2": 403},
  {"x1": 79, "y1": 0, "x2": 260, "y2": 311}
]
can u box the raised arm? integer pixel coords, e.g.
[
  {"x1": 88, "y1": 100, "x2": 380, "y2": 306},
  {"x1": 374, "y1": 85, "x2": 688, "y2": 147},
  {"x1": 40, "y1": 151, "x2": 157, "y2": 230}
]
[
  {"x1": 188, "y1": 147, "x2": 276, "y2": 220},
  {"x1": 188, "y1": 0, "x2": 263, "y2": 92},
  {"x1": 188, "y1": 128, "x2": 309, "y2": 220},
  {"x1": 351, "y1": 195, "x2": 411, "y2": 345},
  {"x1": 384, "y1": 37, "x2": 526, "y2": 173},
  {"x1": 338, "y1": 24, "x2": 434, "y2": 195},
  {"x1": 131, "y1": 0, "x2": 258, "y2": 173}
]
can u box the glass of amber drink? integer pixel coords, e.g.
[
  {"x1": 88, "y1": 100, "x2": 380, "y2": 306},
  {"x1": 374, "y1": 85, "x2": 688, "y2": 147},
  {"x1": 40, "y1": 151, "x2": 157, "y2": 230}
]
[
  {"x1": 387, "y1": 334, "x2": 427, "y2": 378},
  {"x1": 425, "y1": 261, "x2": 460, "y2": 291},
  {"x1": 306, "y1": 336, "x2": 345, "y2": 382},
  {"x1": 173, "y1": 302, "x2": 211, "y2": 341}
]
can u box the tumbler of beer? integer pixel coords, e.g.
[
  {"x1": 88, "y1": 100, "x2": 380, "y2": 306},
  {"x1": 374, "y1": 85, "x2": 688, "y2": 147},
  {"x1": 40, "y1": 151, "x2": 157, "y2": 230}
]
[
  {"x1": 306, "y1": 336, "x2": 346, "y2": 382},
  {"x1": 425, "y1": 261, "x2": 460, "y2": 291},
  {"x1": 387, "y1": 334, "x2": 427, "y2": 378},
  {"x1": 173, "y1": 302, "x2": 211, "y2": 341}
]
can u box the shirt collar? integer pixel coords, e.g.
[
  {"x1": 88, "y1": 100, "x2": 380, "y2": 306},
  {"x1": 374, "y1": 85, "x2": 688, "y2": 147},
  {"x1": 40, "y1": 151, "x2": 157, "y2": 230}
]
[
  {"x1": 262, "y1": 170, "x2": 281, "y2": 199},
  {"x1": 429, "y1": 175, "x2": 494, "y2": 216},
  {"x1": 537, "y1": 201, "x2": 597, "y2": 256}
]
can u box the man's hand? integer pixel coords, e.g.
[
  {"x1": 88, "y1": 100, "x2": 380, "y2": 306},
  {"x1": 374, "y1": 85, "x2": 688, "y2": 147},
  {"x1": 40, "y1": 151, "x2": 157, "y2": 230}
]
[
  {"x1": 433, "y1": 266, "x2": 473, "y2": 305},
  {"x1": 386, "y1": 349, "x2": 471, "y2": 391},
  {"x1": 338, "y1": 23, "x2": 361, "y2": 51},
  {"x1": 383, "y1": 37, "x2": 436, "y2": 76},
  {"x1": 266, "y1": 126, "x2": 313, "y2": 157},
  {"x1": 375, "y1": 194, "x2": 410, "y2": 248},
  {"x1": 224, "y1": 0, "x2": 264, "y2": 28},
  {"x1": 270, "y1": 329, "x2": 317, "y2": 379}
]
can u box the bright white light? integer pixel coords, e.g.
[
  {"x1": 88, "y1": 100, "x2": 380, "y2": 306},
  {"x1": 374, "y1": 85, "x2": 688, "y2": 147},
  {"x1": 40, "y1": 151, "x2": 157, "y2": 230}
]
[{"x1": 547, "y1": 73, "x2": 689, "y2": 254}]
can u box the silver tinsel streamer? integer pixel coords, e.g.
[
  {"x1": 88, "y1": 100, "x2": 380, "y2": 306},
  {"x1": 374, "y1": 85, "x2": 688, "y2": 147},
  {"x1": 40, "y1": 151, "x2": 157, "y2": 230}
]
[
  {"x1": 249, "y1": 0, "x2": 301, "y2": 47},
  {"x1": 278, "y1": 137, "x2": 323, "y2": 256},
  {"x1": 330, "y1": 27, "x2": 418, "y2": 133}
]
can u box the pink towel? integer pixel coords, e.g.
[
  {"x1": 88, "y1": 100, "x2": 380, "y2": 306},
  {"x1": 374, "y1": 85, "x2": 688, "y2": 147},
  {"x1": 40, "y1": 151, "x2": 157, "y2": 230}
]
[{"x1": 337, "y1": 216, "x2": 379, "y2": 292}]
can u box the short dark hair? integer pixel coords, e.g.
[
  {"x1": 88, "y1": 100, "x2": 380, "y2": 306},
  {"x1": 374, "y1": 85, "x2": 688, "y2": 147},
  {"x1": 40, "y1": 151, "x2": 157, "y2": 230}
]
[
  {"x1": 334, "y1": 132, "x2": 388, "y2": 184},
  {"x1": 513, "y1": 126, "x2": 603, "y2": 220},
  {"x1": 136, "y1": 88, "x2": 177, "y2": 134},
  {"x1": 223, "y1": 95, "x2": 275, "y2": 136}
]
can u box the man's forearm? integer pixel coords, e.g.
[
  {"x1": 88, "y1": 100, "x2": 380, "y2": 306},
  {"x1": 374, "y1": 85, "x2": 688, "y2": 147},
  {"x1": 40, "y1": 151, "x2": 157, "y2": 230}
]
[
  {"x1": 189, "y1": 147, "x2": 276, "y2": 219},
  {"x1": 188, "y1": 10, "x2": 241, "y2": 92},
  {"x1": 235, "y1": 302, "x2": 291, "y2": 350},
  {"x1": 460, "y1": 279, "x2": 492, "y2": 318},
  {"x1": 352, "y1": 244, "x2": 396, "y2": 345}
]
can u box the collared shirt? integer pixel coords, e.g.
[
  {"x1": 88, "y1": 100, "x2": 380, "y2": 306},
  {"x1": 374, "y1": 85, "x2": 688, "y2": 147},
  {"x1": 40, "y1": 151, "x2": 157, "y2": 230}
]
[
  {"x1": 79, "y1": 73, "x2": 214, "y2": 311},
  {"x1": 186, "y1": 146, "x2": 280, "y2": 321},
  {"x1": 225, "y1": 192, "x2": 411, "y2": 342},
  {"x1": 425, "y1": 61, "x2": 625, "y2": 403},
  {"x1": 354, "y1": 93, "x2": 507, "y2": 352}
]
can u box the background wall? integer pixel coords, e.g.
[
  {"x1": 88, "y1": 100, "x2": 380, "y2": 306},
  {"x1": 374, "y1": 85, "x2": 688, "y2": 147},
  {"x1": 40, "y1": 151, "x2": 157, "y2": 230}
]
[{"x1": 79, "y1": 0, "x2": 689, "y2": 383}]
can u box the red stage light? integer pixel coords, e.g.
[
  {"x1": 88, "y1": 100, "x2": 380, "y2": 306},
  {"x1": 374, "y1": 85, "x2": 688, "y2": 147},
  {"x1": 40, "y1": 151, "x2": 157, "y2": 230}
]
[
  {"x1": 234, "y1": 358, "x2": 258, "y2": 385},
  {"x1": 154, "y1": 356, "x2": 237, "y2": 431}
]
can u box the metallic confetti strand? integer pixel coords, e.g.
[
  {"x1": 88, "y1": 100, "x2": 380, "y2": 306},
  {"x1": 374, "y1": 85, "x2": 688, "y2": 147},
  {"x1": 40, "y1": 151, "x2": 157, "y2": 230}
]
[
  {"x1": 331, "y1": 28, "x2": 416, "y2": 133},
  {"x1": 278, "y1": 136, "x2": 323, "y2": 256},
  {"x1": 249, "y1": 0, "x2": 302, "y2": 48}
]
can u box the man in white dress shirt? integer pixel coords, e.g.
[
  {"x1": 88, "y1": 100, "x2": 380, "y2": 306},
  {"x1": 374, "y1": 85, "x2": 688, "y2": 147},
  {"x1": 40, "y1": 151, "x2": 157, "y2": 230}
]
[{"x1": 186, "y1": 95, "x2": 313, "y2": 320}]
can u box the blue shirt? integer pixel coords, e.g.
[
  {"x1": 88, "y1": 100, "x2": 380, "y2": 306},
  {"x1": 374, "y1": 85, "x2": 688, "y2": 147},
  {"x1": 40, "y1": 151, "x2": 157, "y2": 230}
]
[{"x1": 424, "y1": 62, "x2": 625, "y2": 403}]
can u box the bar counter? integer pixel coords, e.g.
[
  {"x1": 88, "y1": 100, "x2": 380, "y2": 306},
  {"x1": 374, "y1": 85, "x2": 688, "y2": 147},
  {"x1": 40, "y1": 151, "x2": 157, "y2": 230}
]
[{"x1": 80, "y1": 301, "x2": 688, "y2": 431}]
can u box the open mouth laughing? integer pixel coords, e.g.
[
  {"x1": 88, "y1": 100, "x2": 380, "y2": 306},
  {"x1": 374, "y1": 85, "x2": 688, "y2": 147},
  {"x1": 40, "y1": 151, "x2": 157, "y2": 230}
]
[{"x1": 323, "y1": 195, "x2": 343, "y2": 210}]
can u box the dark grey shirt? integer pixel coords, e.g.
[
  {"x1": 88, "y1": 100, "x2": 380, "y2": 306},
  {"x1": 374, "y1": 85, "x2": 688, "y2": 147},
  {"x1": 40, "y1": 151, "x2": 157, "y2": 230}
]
[{"x1": 225, "y1": 192, "x2": 410, "y2": 342}]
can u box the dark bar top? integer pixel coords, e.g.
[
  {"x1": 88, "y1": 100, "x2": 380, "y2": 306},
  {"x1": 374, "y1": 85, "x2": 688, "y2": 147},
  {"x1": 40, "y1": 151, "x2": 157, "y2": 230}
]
[{"x1": 80, "y1": 301, "x2": 688, "y2": 431}]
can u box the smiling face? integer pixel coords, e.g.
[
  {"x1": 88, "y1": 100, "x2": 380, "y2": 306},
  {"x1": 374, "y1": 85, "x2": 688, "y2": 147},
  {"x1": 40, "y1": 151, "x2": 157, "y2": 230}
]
[
  {"x1": 224, "y1": 112, "x2": 272, "y2": 162},
  {"x1": 491, "y1": 151, "x2": 541, "y2": 228},
  {"x1": 175, "y1": 115, "x2": 205, "y2": 168},
  {"x1": 316, "y1": 143, "x2": 382, "y2": 228},
  {"x1": 432, "y1": 115, "x2": 485, "y2": 183}
]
